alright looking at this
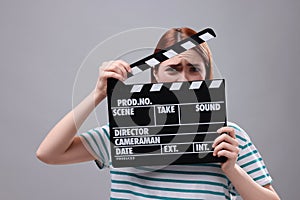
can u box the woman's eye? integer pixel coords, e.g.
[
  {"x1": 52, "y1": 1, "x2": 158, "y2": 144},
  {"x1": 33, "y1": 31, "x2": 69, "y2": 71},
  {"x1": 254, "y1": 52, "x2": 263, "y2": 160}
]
[
  {"x1": 165, "y1": 66, "x2": 177, "y2": 72},
  {"x1": 190, "y1": 66, "x2": 201, "y2": 72}
]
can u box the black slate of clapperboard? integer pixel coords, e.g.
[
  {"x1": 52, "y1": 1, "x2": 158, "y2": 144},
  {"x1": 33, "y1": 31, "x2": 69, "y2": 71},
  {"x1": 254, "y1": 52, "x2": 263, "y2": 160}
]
[{"x1": 107, "y1": 79, "x2": 227, "y2": 168}]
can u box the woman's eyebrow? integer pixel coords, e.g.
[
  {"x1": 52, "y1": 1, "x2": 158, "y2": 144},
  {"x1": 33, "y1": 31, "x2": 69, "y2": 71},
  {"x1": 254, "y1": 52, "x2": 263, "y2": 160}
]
[
  {"x1": 160, "y1": 63, "x2": 181, "y2": 68},
  {"x1": 163, "y1": 63, "x2": 201, "y2": 68},
  {"x1": 187, "y1": 63, "x2": 201, "y2": 67},
  {"x1": 168, "y1": 63, "x2": 181, "y2": 67}
]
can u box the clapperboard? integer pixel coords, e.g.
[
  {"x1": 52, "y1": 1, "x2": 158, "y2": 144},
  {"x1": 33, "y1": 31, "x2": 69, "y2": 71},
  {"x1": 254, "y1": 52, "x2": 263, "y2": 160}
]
[{"x1": 107, "y1": 28, "x2": 227, "y2": 168}]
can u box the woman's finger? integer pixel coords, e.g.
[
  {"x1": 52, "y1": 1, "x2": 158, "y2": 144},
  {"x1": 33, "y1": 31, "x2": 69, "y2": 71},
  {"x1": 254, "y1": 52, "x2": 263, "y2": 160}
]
[
  {"x1": 117, "y1": 60, "x2": 132, "y2": 73},
  {"x1": 104, "y1": 60, "x2": 130, "y2": 80},
  {"x1": 217, "y1": 127, "x2": 236, "y2": 138},
  {"x1": 217, "y1": 150, "x2": 238, "y2": 159},
  {"x1": 212, "y1": 133, "x2": 239, "y2": 148},
  {"x1": 213, "y1": 141, "x2": 239, "y2": 156},
  {"x1": 102, "y1": 71, "x2": 124, "y2": 82}
]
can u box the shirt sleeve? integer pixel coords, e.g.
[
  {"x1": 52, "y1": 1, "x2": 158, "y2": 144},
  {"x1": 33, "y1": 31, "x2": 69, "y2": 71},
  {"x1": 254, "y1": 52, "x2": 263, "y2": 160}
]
[
  {"x1": 227, "y1": 122, "x2": 273, "y2": 195},
  {"x1": 78, "y1": 124, "x2": 111, "y2": 169}
]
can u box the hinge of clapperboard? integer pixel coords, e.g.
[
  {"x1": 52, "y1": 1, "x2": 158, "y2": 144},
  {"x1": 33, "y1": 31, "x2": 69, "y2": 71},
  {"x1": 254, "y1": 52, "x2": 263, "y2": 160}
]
[{"x1": 107, "y1": 28, "x2": 216, "y2": 89}]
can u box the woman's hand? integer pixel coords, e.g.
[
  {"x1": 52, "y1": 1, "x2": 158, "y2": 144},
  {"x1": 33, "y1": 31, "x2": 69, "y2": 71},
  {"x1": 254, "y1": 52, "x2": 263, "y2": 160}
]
[
  {"x1": 212, "y1": 127, "x2": 240, "y2": 173},
  {"x1": 95, "y1": 60, "x2": 132, "y2": 99}
]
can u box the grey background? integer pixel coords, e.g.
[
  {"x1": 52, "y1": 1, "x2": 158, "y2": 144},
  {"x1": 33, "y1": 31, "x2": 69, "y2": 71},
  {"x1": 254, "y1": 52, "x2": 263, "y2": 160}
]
[{"x1": 0, "y1": 0, "x2": 299, "y2": 199}]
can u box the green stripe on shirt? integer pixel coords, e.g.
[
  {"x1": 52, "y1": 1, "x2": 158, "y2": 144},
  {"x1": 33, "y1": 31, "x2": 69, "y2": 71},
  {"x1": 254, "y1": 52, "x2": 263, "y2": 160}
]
[
  {"x1": 86, "y1": 131, "x2": 105, "y2": 162},
  {"x1": 94, "y1": 129, "x2": 110, "y2": 162},
  {"x1": 111, "y1": 188, "x2": 231, "y2": 200},
  {"x1": 111, "y1": 170, "x2": 228, "y2": 189},
  {"x1": 112, "y1": 179, "x2": 229, "y2": 198},
  {"x1": 240, "y1": 157, "x2": 263, "y2": 168},
  {"x1": 238, "y1": 149, "x2": 258, "y2": 161}
]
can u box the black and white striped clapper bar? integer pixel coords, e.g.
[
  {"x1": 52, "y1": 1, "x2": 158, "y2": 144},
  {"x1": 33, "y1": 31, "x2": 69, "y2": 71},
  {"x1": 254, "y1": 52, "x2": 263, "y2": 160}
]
[{"x1": 106, "y1": 28, "x2": 227, "y2": 168}]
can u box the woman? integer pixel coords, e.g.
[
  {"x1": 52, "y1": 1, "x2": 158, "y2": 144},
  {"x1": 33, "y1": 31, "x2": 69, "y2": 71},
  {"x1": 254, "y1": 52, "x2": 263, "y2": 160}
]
[{"x1": 37, "y1": 27, "x2": 280, "y2": 199}]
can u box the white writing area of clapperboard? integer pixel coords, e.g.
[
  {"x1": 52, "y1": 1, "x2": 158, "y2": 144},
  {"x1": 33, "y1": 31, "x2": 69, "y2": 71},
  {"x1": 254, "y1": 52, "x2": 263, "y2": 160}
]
[{"x1": 107, "y1": 28, "x2": 228, "y2": 168}]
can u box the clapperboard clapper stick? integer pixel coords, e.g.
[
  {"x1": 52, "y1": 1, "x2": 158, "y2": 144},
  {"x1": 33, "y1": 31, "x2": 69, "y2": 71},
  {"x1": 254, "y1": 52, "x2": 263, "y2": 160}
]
[{"x1": 106, "y1": 28, "x2": 228, "y2": 168}]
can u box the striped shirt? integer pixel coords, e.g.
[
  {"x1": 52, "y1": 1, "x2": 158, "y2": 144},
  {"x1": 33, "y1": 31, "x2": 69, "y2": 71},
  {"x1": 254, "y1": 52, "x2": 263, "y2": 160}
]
[{"x1": 79, "y1": 122, "x2": 272, "y2": 199}]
